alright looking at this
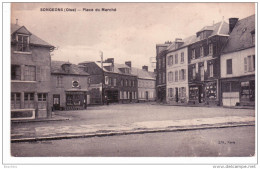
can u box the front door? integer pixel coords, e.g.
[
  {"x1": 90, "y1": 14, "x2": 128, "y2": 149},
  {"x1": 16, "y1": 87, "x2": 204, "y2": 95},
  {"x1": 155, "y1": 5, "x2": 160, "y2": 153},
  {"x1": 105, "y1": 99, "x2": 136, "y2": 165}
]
[
  {"x1": 130, "y1": 92, "x2": 132, "y2": 102},
  {"x1": 145, "y1": 91, "x2": 149, "y2": 100},
  {"x1": 175, "y1": 88, "x2": 178, "y2": 102},
  {"x1": 53, "y1": 94, "x2": 60, "y2": 110}
]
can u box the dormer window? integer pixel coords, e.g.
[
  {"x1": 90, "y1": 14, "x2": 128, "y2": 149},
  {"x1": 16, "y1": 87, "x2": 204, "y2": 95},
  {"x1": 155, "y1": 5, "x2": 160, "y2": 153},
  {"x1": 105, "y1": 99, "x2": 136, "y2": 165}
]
[{"x1": 16, "y1": 34, "x2": 30, "y2": 52}]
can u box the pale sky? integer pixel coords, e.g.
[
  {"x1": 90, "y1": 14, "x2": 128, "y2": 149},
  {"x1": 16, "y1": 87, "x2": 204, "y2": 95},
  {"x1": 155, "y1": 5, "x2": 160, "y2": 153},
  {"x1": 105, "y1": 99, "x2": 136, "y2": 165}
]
[{"x1": 11, "y1": 3, "x2": 255, "y2": 71}]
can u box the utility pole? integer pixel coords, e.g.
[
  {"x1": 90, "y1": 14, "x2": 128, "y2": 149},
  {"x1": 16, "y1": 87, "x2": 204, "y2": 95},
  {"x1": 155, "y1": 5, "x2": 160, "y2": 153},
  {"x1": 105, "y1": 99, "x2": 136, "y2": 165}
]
[{"x1": 100, "y1": 51, "x2": 104, "y2": 105}]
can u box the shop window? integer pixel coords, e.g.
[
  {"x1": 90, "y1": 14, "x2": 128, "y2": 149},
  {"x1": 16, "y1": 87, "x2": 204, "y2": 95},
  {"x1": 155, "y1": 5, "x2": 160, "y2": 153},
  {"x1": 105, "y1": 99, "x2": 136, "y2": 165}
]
[
  {"x1": 205, "y1": 82, "x2": 217, "y2": 100},
  {"x1": 226, "y1": 59, "x2": 232, "y2": 74},
  {"x1": 189, "y1": 86, "x2": 199, "y2": 100},
  {"x1": 57, "y1": 76, "x2": 63, "y2": 88},
  {"x1": 24, "y1": 65, "x2": 36, "y2": 81},
  {"x1": 66, "y1": 94, "x2": 73, "y2": 105},
  {"x1": 11, "y1": 93, "x2": 21, "y2": 109},
  {"x1": 11, "y1": 65, "x2": 21, "y2": 80},
  {"x1": 16, "y1": 34, "x2": 30, "y2": 52},
  {"x1": 241, "y1": 81, "x2": 255, "y2": 102}
]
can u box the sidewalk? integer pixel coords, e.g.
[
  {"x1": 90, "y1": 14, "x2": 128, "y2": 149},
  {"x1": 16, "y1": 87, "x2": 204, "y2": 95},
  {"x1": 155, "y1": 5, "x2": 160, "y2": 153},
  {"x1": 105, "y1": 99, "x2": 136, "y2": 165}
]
[{"x1": 11, "y1": 115, "x2": 255, "y2": 142}]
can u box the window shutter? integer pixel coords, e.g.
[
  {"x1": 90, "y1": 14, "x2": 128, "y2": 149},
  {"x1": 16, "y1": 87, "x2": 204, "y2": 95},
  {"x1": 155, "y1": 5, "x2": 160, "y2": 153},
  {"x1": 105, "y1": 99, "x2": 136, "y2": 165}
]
[
  {"x1": 184, "y1": 69, "x2": 186, "y2": 80},
  {"x1": 179, "y1": 70, "x2": 181, "y2": 81},
  {"x1": 244, "y1": 57, "x2": 248, "y2": 73}
]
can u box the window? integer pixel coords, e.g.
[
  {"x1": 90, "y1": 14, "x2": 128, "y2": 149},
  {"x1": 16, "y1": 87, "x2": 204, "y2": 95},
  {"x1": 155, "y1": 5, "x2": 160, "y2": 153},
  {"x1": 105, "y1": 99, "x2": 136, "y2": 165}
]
[
  {"x1": 168, "y1": 72, "x2": 173, "y2": 82},
  {"x1": 181, "y1": 52, "x2": 184, "y2": 63},
  {"x1": 24, "y1": 92, "x2": 34, "y2": 108},
  {"x1": 180, "y1": 87, "x2": 186, "y2": 98},
  {"x1": 200, "y1": 66, "x2": 204, "y2": 81},
  {"x1": 38, "y1": 93, "x2": 47, "y2": 101},
  {"x1": 192, "y1": 66, "x2": 196, "y2": 79},
  {"x1": 175, "y1": 71, "x2": 178, "y2": 82},
  {"x1": 109, "y1": 77, "x2": 112, "y2": 85},
  {"x1": 24, "y1": 65, "x2": 36, "y2": 81},
  {"x1": 121, "y1": 80, "x2": 124, "y2": 86},
  {"x1": 179, "y1": 69, "x2": 186, "y2": 81},
  {"x1": 200, "y1": 46, "x2": 204, "y2": 57},
  {"x1": 16, "y1": 34, "x2": 29, "y2": 52},
  {"x1": 105, "y1": 76, "x2": 109, "y2": 85},
  {"x1": 175, "y1": 54, "x2": 178, "y2": 64},
  {"x1": 133, "y1": 80, "x2": 135, "y2": 87},
  {"x1": 209, "y1": 64, "x2": 213, "y2": 77},
  {"x1": 11, "y1": 93, "x2": 21, "y2": 109},
  {"x1": 226, "y1": 59, "x2": 232, "y2": 74},
  {"x1": 57, "y1": 76, "x2": 63, "y2": 88},
  {"x1": 252, "y1": 34, "x2": 255, "y2": 45},
  {"x1": 192, "y1": 49, "x2": 195, "y2": 59},
  {"x1": 162, "y1": 57, "x2": 166, "y2": 68},
  {"x1": 113, "y1": 78, "x2": 117, "y2": 86},
  {"x1": 168, "y1": 55, "x2": 173, "y2": 66},
  {"x1": 162, "y1": 72, "x2": 166, "y2": 83},
  {"x1": 244, "y1": 55, "x2": 255, "y2": 72},
  {"x1": 209, "y1": 44, "x2": 213, "y2": 55},
  {"x1": 168, "y1": 88, "x2": 173, "y2": 97},
  {"x1": 158, "y1": 58, "x2": 161, "y2": 69},
  {"x1": 158, "y1": 73, "x2": 161, "y2": 84},
  {"x1": 11, "y1": 65, "x2": 21, "y2": 80},
  {"x1": 125, "y1": 79, "x2": 128, "y2": 86}
]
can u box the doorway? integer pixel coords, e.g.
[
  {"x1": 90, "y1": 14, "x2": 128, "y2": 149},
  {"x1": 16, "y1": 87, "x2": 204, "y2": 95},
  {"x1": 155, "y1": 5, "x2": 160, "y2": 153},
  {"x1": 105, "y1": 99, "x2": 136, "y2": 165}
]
[
  {"x1": 53, "y1": 94, "x2": 60, "y2": 110},
  {"x1": 175, "y1": 88, "x2": 178, "y2": 102}
]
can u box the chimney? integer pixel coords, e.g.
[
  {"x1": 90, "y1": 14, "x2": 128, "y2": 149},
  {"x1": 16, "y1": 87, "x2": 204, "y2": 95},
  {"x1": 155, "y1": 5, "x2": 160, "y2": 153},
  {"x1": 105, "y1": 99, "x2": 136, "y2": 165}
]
[
  {"x1": 142, "y1": 65, "x2": 148, "y2": 71},
  {"x1": 175, "y1": 38, "x2": 182, "y2": 42},
  {"x1": 16, "y1": 19, "x2": 18, "y2": 25},
  {"x1": 229, "y1": 18, "x2": 239, "y2": 34},
  {"x1": 105, "y1": 58, "x2": 114, "y2": 65},
  {"x1": 125, "y1": 61, "x2": 131, "y2": 68}
]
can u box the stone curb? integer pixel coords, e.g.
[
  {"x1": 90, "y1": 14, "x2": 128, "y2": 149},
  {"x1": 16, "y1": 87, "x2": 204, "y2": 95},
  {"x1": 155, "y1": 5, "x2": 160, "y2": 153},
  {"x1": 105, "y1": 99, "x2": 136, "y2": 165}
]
[{"x1": 11, "y1": 122, "x2": 255, "y2": 143}]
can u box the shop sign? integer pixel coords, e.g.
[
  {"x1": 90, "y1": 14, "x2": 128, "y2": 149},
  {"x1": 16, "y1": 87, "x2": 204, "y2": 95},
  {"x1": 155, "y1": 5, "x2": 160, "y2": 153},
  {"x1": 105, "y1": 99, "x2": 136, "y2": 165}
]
[{"x1": 72, "y1": 81, "x2": 79, "y2": 88}]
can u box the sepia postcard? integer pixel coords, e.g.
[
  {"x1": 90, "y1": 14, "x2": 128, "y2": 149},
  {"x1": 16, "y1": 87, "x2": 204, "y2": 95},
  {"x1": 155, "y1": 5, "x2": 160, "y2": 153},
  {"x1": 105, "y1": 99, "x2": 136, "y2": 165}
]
[{"x1": 2, "y1": 1, "x2": 257, "y2": 167}]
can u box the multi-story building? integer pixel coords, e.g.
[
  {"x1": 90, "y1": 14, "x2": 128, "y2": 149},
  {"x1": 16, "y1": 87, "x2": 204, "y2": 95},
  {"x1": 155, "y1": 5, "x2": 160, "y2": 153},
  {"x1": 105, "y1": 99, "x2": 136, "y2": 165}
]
[
  {"x1": 166, "y1": 36, "x2": 195, "y2": 104},
  {"x1": 220, "y1": 15, "x2": 255, "y2": 107},
  {"x1": 155, "y1": 42, "x2": 171, "y2": 103},
  {"x1": 79, "y1": 58, "x2": 138, "y2": 104},
  {"x1": 11, "y1": 23, "x2": 54, "y2": 120},
  {"x1": 50, "y1": 61, "x2": 89, "y2": 110},
  {"x1": 187, "y1": 20, "x2": 229, "y2": 106},
  {"x1": 131, "y1": 65, "x2": 156, "y2": 102}
]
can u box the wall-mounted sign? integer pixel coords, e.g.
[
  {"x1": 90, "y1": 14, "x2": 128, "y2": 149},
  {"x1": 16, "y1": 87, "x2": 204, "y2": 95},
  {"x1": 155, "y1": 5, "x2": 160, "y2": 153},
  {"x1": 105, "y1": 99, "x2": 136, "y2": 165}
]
[{"x1": 72, "y1": 80, "x2": 79, "y2": 88}]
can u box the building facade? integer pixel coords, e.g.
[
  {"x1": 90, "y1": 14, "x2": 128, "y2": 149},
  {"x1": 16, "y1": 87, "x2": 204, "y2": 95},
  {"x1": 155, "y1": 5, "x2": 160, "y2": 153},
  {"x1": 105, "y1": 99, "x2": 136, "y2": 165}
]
[
  {"x1": 11, "y1": 23, "x2": 54, "y2": 120},
  {"x1": 187, "y1": 20, "x2": 229, "y2": 106},
  {"x1": 50, "y1": 61, "x2": 89, "y2": 110},
  {"x1": 166, "y1": 37, "x2": 195, "y2": 104},
  {"x1": 156, "y1": 42, "x2": 171, "y2": 103},
  {"x1": 131, "y1": 65, "x2": 156, "y2": 102},
  {"x1": 220, "y1": 15, "x2": 255, "y2": 107},
  {"x1": 79, "y1": 58, "x2": 138, "y2": 104}
]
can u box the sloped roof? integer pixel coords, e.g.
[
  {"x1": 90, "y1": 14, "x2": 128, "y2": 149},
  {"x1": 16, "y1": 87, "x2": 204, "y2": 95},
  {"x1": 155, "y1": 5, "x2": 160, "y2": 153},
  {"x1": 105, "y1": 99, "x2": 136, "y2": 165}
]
[
  {"x1": 51, "y1": 60, "x2": 89, "y2": 76},
  {"x1": 222, "y1": 15, "x2": 255, "y2": 54},
  {"x1": 131, "y1": 67, "x2": 155, "y2": 80},
  {"x1": 11, "y1": 24, "x2": 53, "y2": 47},
  {"x1": 167, "y1": 35, "x2": 197, "y2": 51}
]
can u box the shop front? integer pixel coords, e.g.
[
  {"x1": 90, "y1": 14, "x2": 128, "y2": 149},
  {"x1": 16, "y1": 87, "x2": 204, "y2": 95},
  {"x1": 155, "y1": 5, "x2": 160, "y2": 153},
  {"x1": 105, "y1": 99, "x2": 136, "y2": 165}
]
[
  {"x1": 221, "y1": 75, "x2": 255, "y2": 107},
  {"x1": 65, "y1": 89, "x2": 88, "y2": 110},
  {"x1": 188, "y1": 84, "x2": 204, "y2": 104}
]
